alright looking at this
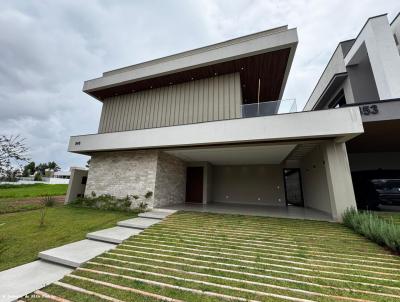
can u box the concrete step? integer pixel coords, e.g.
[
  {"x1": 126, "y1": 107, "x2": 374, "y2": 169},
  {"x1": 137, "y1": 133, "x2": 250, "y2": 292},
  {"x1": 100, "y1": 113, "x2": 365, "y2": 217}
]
[
  {"x1": 117, "y1": 217, "x2": 161, "y2": 229},
  {"x1": 39, "y1": 239, "x2": 116, "y2": 268},
  {"x1": 139, "y1": 209, "x2": 177, "y2": 220},
  {"x1": 0, "y1": 260, "x2": 72, "y2": 302},
  {"x1": 87, "y1": 226, "x2": 143, "y2": 244}
]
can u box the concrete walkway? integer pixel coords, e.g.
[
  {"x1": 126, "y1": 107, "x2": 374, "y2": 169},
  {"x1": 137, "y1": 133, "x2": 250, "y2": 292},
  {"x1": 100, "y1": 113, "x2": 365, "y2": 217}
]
[
  {"x1": 163, "y1": 203, "x2": 333, "y2": 221},
  {"x1": 0, "y1": 209, "x2": 175, "y2": 302}
]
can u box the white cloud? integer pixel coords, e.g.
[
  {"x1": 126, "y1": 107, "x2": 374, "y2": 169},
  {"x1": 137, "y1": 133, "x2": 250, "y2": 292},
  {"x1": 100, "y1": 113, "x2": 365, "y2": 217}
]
[{"x1": 0, "y1": 0, "x2": 399, "y2": 169}]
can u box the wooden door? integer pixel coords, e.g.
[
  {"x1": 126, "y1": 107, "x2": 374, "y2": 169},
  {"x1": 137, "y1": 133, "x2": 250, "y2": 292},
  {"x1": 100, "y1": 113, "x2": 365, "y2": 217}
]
[{"x1": 185, "y1": 167, "x2": 203, "y2": 203}]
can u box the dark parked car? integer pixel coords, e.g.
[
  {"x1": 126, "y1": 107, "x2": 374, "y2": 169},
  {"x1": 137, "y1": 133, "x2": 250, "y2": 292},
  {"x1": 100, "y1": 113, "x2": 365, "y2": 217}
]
[{"x1": 351, "y1": 170, "x2": 400, "y2": 210}]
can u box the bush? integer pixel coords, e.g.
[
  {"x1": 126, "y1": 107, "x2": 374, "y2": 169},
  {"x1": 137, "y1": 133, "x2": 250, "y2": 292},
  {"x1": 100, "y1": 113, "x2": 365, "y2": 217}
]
[
  {"x1": 42, "y1": 196, "x2": 56, "y2": 207},
  {"x1": 342, "y1": 207, "x2": 400, "y2": 254},
  {"x1": 34, "y1": 173, "x2": 42, "y2": 181},
  {"x1": 70, "y1": 194, "x2": 141, "y2": 212}
]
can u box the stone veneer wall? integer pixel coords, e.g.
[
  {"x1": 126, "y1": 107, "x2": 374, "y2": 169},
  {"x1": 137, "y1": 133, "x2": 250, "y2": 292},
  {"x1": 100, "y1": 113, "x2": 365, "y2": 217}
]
[
  {"x1": 154, "y1": 151, "x2": 186, "y2": 207},
  {"x1": 85, "y1": 150, "x2": 186, "y2": 208}
]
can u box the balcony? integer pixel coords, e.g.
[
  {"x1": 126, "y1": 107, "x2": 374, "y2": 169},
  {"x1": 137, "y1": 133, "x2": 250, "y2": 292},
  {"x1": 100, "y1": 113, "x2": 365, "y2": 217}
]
[{"x1": 241, "y1": 99, "x2": 297, "y2": 118}]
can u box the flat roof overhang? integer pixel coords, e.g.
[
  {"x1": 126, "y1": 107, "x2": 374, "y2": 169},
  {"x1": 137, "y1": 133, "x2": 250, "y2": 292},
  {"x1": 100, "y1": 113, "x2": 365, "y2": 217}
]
[
  {"x1": 313, "y1": 72, "x2": 348, "y2": 110},
  {"x1": 68, "y1": 107, "x2": 363, "y2": 155},
  {"x1": 347, "y1": 119, "x2": 400, "y2": 153},
  {"x1": 83, "y1": 26, "x2": 298, "y2": 103}
]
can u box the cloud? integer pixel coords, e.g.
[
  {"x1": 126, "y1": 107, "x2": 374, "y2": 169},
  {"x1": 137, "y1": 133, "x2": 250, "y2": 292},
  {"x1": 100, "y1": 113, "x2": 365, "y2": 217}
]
[{"x1": 0, "y1": 0, "x2": 399, "y2": 169}]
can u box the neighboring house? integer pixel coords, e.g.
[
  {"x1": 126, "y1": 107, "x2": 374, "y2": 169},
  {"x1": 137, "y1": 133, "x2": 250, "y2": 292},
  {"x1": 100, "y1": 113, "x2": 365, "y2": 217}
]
[
  {"x1": 54, "y1": 170, "x2": 71, "y2": 179},
  {"x1": 67, "y1": 25, "x2": 364, "y2": 221},
  {"x1": 304, "y1": 13, "x2": 400, "y2": 207}
]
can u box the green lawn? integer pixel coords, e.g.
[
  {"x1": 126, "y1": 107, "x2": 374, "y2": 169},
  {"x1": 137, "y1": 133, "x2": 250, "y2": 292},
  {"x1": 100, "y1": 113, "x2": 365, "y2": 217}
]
[
  {"x1": 0, "y1": 206, "x2": 134, "y2": 271},
  {"x1": 0, "y1": 183, "x2": 68, "y2": 199},
  {"x1": 25, "y1": 212, "x2": 400, "y2": 302}
]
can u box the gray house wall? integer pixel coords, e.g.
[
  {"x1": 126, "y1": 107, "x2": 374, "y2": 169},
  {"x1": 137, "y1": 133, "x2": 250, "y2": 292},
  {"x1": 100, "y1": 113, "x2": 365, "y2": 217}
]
[
  {"x1": 347, "y1": 54, "x2": 380, "y2": 103},
  {"x1": 300, "y1": 145, "x2": 332, "y2": 214},
  {"x1": 211, "y1": 165, "x2": 285, "y2": 206},
  {"x1": 98, "y1": 73, "x2": 242, "y2": 133}
]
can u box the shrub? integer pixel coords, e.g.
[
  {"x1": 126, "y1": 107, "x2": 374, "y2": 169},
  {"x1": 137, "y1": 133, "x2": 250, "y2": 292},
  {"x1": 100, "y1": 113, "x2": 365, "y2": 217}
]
[
  {"x1": 70, "y1": 194, "x2": 142, "y2": 213},
  {"x1": 42, "y1": 196, "x2": 56, "y2": 207},
  {"x1": 34, "y1": 173, "x2": 42, "y2": 181},
  {"x1": 342, "y1": 207, "x2": 400, "y2": 254},
  {"x1": 39, "y1": 206, "x2": 46, "y2": 227},
  {"x1": 145, "y1": 191, "x2": 153, "y2": 199}
]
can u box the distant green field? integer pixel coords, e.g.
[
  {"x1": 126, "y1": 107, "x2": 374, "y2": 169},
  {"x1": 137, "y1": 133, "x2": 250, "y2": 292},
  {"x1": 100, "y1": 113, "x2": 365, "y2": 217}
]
[{"x1": 0, "y1": 183, "x2": 68, "y2": 199}]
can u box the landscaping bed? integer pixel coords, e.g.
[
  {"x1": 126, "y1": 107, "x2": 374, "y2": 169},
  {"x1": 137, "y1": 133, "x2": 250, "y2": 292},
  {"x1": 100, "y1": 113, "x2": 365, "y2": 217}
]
[{"x1": 24, "y1": 212, "x2": 400, "y2": 302}]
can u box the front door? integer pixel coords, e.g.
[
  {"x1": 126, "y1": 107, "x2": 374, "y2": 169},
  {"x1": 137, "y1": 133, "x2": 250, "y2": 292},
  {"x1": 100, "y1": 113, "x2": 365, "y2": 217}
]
[
  {"x1": 186, "y1": 167, "x2": 203, "y2": 203},
  {"x1": 283, "y1": 168, "x2": 304, "y2": 206}
]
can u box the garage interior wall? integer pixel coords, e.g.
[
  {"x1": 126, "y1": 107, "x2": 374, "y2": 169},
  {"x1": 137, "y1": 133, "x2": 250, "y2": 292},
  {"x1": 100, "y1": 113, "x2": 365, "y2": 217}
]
[
  {"x1": 211, "y1": 165, "x2": 286, "y2": 206},
  {"x1": 300, "y1": 145, "x2": 333, "y2": 214}
]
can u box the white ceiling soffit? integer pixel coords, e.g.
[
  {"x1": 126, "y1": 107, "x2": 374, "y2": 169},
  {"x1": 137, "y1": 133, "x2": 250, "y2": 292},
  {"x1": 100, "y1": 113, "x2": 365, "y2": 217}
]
[{"x1": 165, "y1": 144, "x2": 296, "y2": 165}]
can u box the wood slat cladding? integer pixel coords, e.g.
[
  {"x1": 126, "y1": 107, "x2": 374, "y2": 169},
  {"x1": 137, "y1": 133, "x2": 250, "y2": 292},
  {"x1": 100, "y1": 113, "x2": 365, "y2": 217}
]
[
  {"x1": 90, "y1": 48, "x2": 291, "y2": 103},
  {"x1": 98, "y1": 73, "x2": 242, "y2": 133}
]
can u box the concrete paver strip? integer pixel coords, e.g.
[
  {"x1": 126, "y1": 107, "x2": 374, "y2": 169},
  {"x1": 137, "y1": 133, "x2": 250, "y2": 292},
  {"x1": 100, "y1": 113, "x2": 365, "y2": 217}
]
[
  {"x1": 87, "y1": 226, "x2": 143, "y2": 244},
  {"x1": 39, "y1": 239, "x2": 116, "y2": 268},
  {"x1": 117, "y1": 217, "x2": 161, "y2": 229},
  {"x1": 0, "y1": 260, "x2": 72, "y2": 302},
  {"x1": 139, "y1": 209, "x2": 177, "y2": 220}
]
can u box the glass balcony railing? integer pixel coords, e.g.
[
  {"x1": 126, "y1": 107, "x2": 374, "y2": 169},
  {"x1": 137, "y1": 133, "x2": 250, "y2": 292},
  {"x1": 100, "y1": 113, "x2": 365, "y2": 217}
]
[{"x1": 241, "y1": 99, "x2": 297, "y2": 118}]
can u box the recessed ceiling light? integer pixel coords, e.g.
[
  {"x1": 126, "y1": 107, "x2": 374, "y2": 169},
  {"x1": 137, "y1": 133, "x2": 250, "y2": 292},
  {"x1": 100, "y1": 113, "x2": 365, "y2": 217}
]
[{"x1": 214, "y1": 72, "x2": 218, "y2": 76}]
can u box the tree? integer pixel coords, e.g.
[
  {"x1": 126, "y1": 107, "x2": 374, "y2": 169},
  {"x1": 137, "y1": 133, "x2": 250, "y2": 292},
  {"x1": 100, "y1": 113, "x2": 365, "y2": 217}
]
[
  {"x1": 0, "y1": 135, "x2": 29, "y2": 181},
  {"x1": 35, "y1": 163, "x2": 48, "y2": 176},
  {"x1": 47, "y1": 161, "x2": 60, "y2": 172},
  {"x1": 23, "y1": 161, "x2": 36, "y2": 177}
]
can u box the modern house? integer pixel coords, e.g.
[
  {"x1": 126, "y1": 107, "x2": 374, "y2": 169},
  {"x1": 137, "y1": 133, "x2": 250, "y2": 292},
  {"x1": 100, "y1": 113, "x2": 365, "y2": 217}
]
[
  {"x1": 67, "y1": 25, "x2": 364, "y2": 221},
  {"x1": 304, "y1": 13, "x2": 400, "y2": 208}
]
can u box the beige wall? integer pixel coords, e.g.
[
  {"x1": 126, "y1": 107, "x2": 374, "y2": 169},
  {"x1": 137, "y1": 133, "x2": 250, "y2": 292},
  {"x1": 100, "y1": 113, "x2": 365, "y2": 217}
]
[
  {"x1": 98, "y1": 73, "x2": 242, "y2": 133},
  {"x1": 300, "y1": 145, "x2": 332, "y2": 214},
  {"x1": 211, "y1": 165, "x2": 285, "y2": 206},
  {"x1": 65, "y1": 168, "x2": 88, "y2": 203}
]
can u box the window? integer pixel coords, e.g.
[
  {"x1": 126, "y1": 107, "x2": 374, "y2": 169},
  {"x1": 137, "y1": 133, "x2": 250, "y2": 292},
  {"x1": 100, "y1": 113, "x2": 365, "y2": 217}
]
[
  {"x1": 81, "y1": 176, "x2": 87, "y2": 185},
  {"x1": 328, "y1": 89, "x2": 346, "y2": 108}
]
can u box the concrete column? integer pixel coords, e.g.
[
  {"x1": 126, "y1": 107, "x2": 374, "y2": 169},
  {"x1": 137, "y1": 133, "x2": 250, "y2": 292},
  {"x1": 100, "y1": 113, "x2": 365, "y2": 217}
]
[
  {"x1": 65, "y1": 168, "x2": 88, "y2": 204},
  {"x1": 322, "y1": 141, "x2": 357, "y2": 221},
  {"x1": 345, "y1": 16, "x2": 400, "y2": 100}
]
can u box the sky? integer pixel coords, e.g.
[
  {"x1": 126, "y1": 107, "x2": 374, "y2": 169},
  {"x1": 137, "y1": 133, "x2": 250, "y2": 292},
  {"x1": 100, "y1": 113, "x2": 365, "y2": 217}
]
[{"x1": 0, "y1": 0, "x2": 399, "y2": 170}]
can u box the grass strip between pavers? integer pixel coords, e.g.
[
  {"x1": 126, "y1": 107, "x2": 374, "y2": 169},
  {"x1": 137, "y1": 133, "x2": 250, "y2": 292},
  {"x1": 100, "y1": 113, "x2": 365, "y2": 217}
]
[
  {"x1": 114, "y1": 244, "x2": 398, "y2": 278},
  {"x1": 149, "y1": 224, "x2": 382, "y2": 253},
  {"x1": 141, "y1": 225, "x2": 393, "y2": 257},
  {"x1": 25, "y1": 212, "x2": 400, "y2": 302},
  {"x1": 97, "y1": 254, "x2": 400, "y2": 292},
  {"x1": 121, "y1": 238, "x2": 400, "y2": 270},
  {"x1": 87, "y1": 259, "x2": 400, "y2": 301},
  {"x1": 130, "y1": 234, "x2": 399, "y2": 266},
  {"x1": 135, "y1": 230, "x2": 398, "y2": 263},
  {"x1": 109, "y1": 248, "x2": 400, "y2": 292}
]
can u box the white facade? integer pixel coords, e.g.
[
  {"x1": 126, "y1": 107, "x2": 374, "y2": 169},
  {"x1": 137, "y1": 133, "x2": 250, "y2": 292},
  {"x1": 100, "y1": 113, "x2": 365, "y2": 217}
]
[
  {"x1": 67, "y1": 25, "x2": 362, "y2": 221},
  {"x1": 305, "y1": 14, "x2": 400, "y2": 111}
]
